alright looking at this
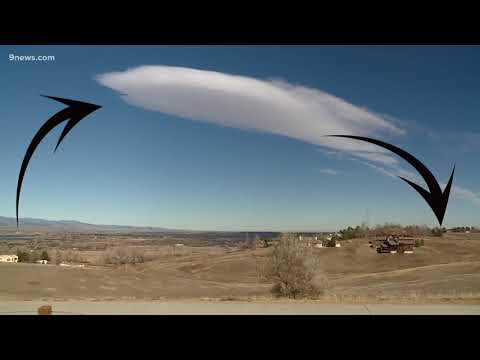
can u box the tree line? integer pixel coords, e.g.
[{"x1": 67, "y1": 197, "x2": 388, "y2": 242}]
[{"x1": 337, "y1": 223, "x2": 450, "y2": 239}]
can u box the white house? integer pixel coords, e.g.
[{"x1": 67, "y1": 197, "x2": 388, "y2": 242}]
[{"x1": 0, "y1": 255, "x2": 19, "y2": 263}]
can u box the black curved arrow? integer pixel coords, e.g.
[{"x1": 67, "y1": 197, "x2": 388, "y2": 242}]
[
  {"x1": 16, "y1": 96, "x2": 101, "y2": 228},
  {"x1": 326, "y1": 135, "x2": 455, "y2": 226}
]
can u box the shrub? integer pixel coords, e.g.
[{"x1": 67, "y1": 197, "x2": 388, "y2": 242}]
[
  {"x1": 239, "y1": 238, "x2": 256, "y2": 250},
  {"x1": 48, "y1": 249, "x2": 63, "y2": 265},
  {"x1": 258, "y1": 234, "x2": 328, "y2": 299},
  {"x1": 100, "y1": 246, "x2": 145, "y2": 265},
  {"x1": 64, "y1": 250, "x2": 82, "y2": 263},
  {"x1": 260, "y1": 237, "x2": 272, "y2": 248},
  {"x1": 324, "y1": 238, "x2": 337, "y2": 248},
  {"x1": 16, "y1": 249, "x2": 30, "y2": 262},
  {"x1": 40, "y1": 250, "x2": 50, "y2": 261}
]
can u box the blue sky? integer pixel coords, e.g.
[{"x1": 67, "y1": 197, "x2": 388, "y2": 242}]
[{"x1": 0, "y1": 45, "x2": 479, "y2": 231}]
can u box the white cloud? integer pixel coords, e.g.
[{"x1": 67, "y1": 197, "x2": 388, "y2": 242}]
[
  {"x1": 96, "y1": 65, "x2": 480, "y2": 207},
  {"x1": 319, "y1": 168, "x2": 338, "y2": 175},
  {"x1": 97, "y1": 65, "x2": 405, "y2": 164}
]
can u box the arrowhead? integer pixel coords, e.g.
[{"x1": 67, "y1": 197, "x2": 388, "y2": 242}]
[
  {"x1": 326, "y1": 135, "x2": 455, "y2": 226},
  {"x1": 398, "y1": 171, "x2": 453, "y2": 226},
  {"x1": 40, "y1": 95, "x2": 102, "y2": 112},
  {"x1": 17, "y1": 95, "x2": 102, "y2": 228},
  {"x1": 435, "y1": 165, "x2": 455, "y2": 226},
  {"x1": 39, "y1": 96, "x2": 102, "y2": 153}
]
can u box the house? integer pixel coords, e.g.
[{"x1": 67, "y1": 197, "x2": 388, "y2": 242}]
[
  {"x1": 374, "y1": 235, "x2": 415, "y2": 254},
  {"x1": 326, "y1": 233, "x2": 343, "y2": 241},
  {"x1": 36, "y1": 260, "x2": 48, "y2": 265},
  {"x1": 296, "y1": 234, "x2": 320, "y2": 247},
  {"x1": 0, "y1": 255, "x2": 18, "y2": 263}
]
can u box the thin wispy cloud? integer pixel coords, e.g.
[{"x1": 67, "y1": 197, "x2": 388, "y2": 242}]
[
  {"x1": 97, "y1": 65, "x2": 405, "y2": 165},
  {"x1": 394, "y1": 118, "x2": 480, "y2": 155},
  {"x1": 447, "y1": 185, "x2": 480, "y2": 206},
  {"x1": 428, "y1": 131, "x2": 480, "y2": 154},
  {"x1": 362, "y1": 162, "x2": 421, "y2": 183},
  {"x1": 362, "y1": 161, "x2": 480, "y2": 206},
  {"x1": 319, "y1": 168, "x2": 338, "y2": 176}
]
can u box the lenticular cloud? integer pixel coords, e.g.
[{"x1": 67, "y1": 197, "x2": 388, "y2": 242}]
[{"x1": 96, "y1": 65, "x2": 405, "y2": 164}]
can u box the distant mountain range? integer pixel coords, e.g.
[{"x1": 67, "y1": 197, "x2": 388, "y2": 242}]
[
  {"x1": 0, "y1": 216, "x2": 180, "y2": 233},
  {"x1": 0, "y1": 216, "x2": 333, "y2": 234}
]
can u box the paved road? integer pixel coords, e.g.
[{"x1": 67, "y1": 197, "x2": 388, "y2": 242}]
[{"x1": 1, "y1": 301, "x2": 479, "y2": 315}]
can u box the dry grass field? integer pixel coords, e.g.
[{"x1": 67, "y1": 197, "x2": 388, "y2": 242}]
[{"x1": 1, "y1": 231, "x2": 480, "y2": 304}]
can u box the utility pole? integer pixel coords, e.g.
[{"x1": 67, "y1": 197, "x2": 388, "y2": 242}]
[{"x1": 366, "y1": 208, "x2": 370, "y2": 229}]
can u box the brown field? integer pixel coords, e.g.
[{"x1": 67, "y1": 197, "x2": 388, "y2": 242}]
[{"x1": 1, "y1": 231, "x2": 480, "y2": 304}]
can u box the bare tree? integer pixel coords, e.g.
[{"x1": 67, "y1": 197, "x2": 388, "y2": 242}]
[
  {"x1": 100, "y1": 246, "x2": 145, "y2": 265},
  {"x1": 48, "y1": 249, "x2": 63, "y2": 265},
  {"x1": 258, "y1": 233, "x2": 328, "y2": 299},
  {"x1": 239, "y1": 235, "x2": 257, "y2": 250}
]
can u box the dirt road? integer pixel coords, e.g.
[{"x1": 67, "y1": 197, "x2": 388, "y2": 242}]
[{"x1": 1, "y1": 301, "x2": 479, "y2": 315}]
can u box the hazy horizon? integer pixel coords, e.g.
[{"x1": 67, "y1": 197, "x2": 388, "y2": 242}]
[{"x1": 0, "y1": 214, "x2": 476, "y2": 234}]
